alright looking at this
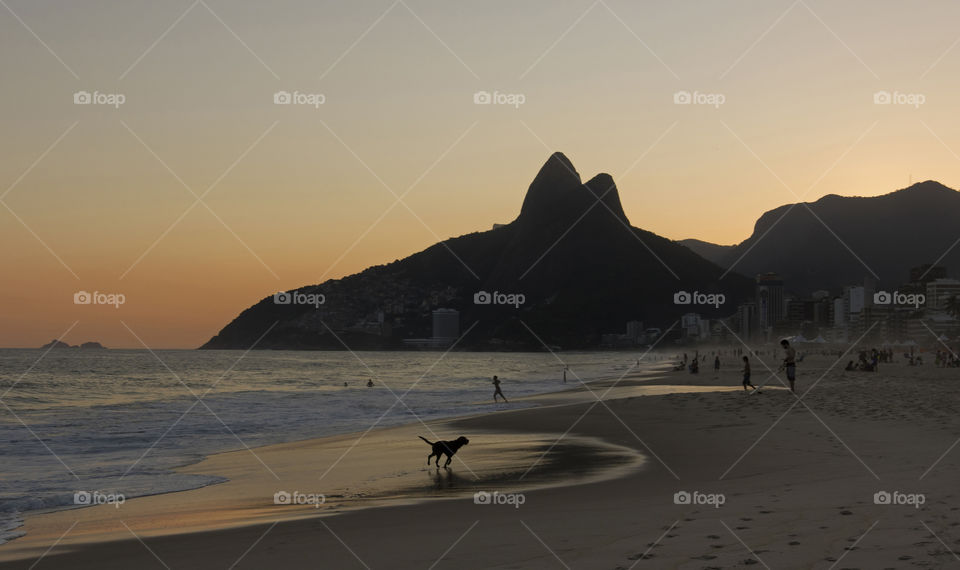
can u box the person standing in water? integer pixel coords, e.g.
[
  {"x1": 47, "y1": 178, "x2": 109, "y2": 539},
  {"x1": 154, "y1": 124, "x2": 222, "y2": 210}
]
[
  {"x1": 742, "y1": 356, "x2": 758, "y2": 392},
  {"x1": 781, "y1": 339, "x2": 797, "y2": 393},
  {"x1": 493, "y1": 375, "x2": 508, "y2": 403}
]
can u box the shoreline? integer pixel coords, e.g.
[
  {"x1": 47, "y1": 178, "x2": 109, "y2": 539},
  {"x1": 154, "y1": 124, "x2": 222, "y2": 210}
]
[
  {"x1": 0, "y1": 364, "x2": 674, "y2": 563},
  {"x1": 6, "y1": 355, "x2": 958, "y2": 568},
  {"x1": 0, "y1": 357, "x2": 670, "y2": 549}
]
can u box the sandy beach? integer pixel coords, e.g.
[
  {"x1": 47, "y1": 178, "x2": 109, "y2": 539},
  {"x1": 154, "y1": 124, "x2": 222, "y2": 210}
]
[{"x1": 3, "y1": 353, "x2": 960, "y2": 569}]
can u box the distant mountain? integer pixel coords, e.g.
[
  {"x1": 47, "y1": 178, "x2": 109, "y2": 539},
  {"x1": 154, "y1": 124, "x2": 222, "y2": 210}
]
[
  {"x1": 680, "y1": 181, "x2": 960, "y2": 294},
  {"x1": 39, "y1": 340, "x2": 108, "y2": 349},
  {"x1": 680, "y1": 239, "x2": 735, "y2": 265},
  {"x1": 202, "y1": 153, "x2": 752, "y2": 350}
]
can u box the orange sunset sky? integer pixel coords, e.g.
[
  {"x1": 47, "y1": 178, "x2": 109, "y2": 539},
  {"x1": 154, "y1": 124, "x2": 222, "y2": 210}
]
[{"x1": 3, "y1": 1, "x2": 960, "y2": 348}]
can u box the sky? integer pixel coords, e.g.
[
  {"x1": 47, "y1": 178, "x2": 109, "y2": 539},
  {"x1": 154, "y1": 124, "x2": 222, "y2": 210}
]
[{"x1": 3, "y1": 0, "x2": 960, "y2": 348}]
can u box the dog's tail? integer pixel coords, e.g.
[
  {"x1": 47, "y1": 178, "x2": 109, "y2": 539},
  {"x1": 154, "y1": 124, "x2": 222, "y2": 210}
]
[{"x1": 418, "y1": 435, "x2": 434, "y2": 445}]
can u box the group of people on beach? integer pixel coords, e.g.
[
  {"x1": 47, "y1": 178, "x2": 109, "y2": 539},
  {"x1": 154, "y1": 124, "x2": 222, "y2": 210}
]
[{"x1": 673, "y1": 340, "x2": 799, "y2": 394}]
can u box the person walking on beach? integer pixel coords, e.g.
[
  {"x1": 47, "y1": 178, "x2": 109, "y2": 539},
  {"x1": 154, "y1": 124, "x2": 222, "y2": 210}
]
[
  {"x1": 781, "y1": 339, "x2": 797, "y2": 393},
  {"x1": 367, "y1": 379, "x2": 374, "y2": 388},
  {"x1": 714, "y1": 355, "x2": 720, "y2": 371},
  {"x1": 742, "y1": 355, "x2": 758, "y2": 392},
  {"x1": 493, "y1": 375, "x2": 508, "y2": 403}
]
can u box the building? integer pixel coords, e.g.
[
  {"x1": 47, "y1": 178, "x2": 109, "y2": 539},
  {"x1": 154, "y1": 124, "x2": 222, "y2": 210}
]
[
  {"x1": 846, "y1": 286, "x2": 865, "y2": 315},
  {"x1": 755, "y1": 273, "x2": 784, "y2": 337},
  {"x1": 737, "y1": 302, "x2": 756, "y2": 341},
  {"x1": 432, "y1": 309, "x2": 459, "y2": 340},
  {"x1": 680, "y1": 313, "x2": 709, "y2": 341},
  {"x1": 926, "y1": 278, "x2": 960, "y2": 311}
]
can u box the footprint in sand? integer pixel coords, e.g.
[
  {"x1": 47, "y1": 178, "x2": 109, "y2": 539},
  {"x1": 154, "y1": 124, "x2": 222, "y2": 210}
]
[
  {"x1": 789, "y1": 541, "x2": 801, "y2": 546},
  {"x1": 736, "y1": 526, "x2": 750, "y2": 530},
  {"x1": 691, "y1": 554, "x2": 717, "y2": 560},
  {"x1": 706, "y1": 534, "x2": 721, "y2": 539}
]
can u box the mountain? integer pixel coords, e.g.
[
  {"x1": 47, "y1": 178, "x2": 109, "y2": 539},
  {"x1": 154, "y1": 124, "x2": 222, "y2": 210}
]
[
  {"x1": 202, "y1": 153, "x2": 752, "y2": 350},
  {"x1": 39, "y1": 340, "x2": 108, "y2": 349},
  {"x1": 680, "y1": 181, "x2": 960, "y2": 294},
  {"x1": 680, "y1": 239, "x2": 735, "y2": 265}
]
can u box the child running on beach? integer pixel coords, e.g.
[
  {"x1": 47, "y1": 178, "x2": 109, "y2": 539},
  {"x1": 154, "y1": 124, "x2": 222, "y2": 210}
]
[
  {"x1": 742, "y1": 356, "x2": 758, "y2": 393},
  {"x1": 493, "y1": 375, "x2": 508, "y2": 403}
]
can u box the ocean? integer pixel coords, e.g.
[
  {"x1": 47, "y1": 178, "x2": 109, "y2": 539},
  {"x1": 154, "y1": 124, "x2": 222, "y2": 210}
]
[{"x1": 0, "y1": 349, "x2": 656, "y2": 545}]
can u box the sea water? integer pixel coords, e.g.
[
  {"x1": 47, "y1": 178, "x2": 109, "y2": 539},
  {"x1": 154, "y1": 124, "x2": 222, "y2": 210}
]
[{"x1": 0, "y1": 349, "x2": 656, "y2": 544}]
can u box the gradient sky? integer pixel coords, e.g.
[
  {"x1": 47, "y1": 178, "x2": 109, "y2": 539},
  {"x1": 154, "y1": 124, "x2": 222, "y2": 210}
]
[{"x1": 3, "y1": 0, "x2": 960, "y2": 348}]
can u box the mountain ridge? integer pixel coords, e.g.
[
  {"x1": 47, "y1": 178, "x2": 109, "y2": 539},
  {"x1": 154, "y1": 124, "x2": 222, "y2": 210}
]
[
  {"x1": 681, "y1": 180, "x2": 960, "y2": 294},
  {"x1": 202, "y1": 153, "x2": 752, "y2": 350}
]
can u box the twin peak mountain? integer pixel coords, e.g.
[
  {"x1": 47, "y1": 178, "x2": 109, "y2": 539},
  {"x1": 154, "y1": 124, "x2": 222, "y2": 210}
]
[{"x1": 202, "y1": 153, "x2": 743, "y2": 350}]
